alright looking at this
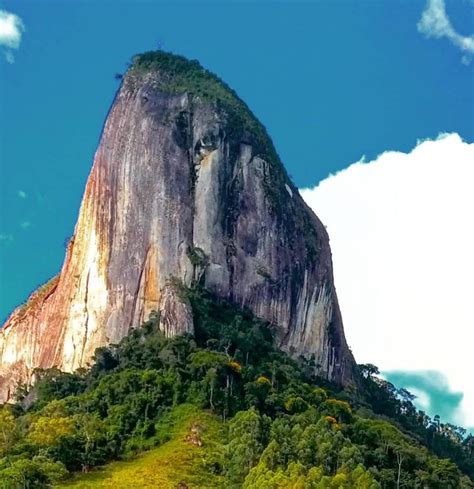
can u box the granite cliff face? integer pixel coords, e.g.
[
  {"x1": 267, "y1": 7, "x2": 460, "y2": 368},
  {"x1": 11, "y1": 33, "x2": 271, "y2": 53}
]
[{"x1": 0, "y1": 52, "x2": 356, "y2": 402}]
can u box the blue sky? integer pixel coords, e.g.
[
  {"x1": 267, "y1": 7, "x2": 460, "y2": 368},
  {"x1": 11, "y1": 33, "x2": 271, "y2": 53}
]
[{"x1": 1, "y1": 1, "x2": 473, "y2": 427}]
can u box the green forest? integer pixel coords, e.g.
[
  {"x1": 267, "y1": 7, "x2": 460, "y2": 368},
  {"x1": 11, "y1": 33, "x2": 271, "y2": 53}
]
[{"x1": 0, "y1": 284, "x2": 473, "y2": 488}]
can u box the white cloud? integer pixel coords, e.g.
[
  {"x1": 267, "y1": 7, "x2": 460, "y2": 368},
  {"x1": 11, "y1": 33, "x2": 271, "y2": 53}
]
[
  {"x1": 418, "y1": 0, "x2": 474, "y2": 64},
  {"x1": 0, "y1": 9, "x2": 25, "y2": 63},
  {"x1": 300, "y1": 133, "x2": 474, "y2": 427},
  {"x1": 18, "y1": 190, "x2": 27, "y2": 199},
  {"x1": 20, "y1": 220, "x2": 31, "y2": 229}
]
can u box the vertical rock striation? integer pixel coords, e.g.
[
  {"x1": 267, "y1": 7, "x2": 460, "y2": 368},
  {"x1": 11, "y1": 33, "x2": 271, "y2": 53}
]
[{"x1": 0, "y1": 52, "x2": 356, "y2": 402}]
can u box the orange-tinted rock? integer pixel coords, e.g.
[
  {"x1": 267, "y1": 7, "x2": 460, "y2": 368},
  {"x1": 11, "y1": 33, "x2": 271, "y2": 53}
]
[{"x1": 0, "y1": 54, "x2": 356, "y2": 402}]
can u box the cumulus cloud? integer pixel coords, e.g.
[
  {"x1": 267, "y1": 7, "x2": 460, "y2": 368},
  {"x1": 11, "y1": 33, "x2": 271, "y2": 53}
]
[
  {"x1": 418, "y1": 0, "x2": 474, "y2": 64},
  {"x1": 300, "y1": 133, "x2": 474, "y2": 428},
  {"x1": 20, "y1": 220, "x2": 31, "y2": 230},
  {"x1": 0, "y1": 9, "x2": 25, "y2": 63},
  {"x1": 18, "y1": 190, "x2": 27, "y2": 199}
]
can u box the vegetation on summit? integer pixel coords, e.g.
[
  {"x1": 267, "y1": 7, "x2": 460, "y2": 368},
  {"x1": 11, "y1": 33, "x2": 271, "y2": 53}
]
[
  {"x1": 128, "y1": 50, "x2": 291, "y2": 213},
  {"x1": 129, "y1": 50, "x2": 277, "y2": 158}
]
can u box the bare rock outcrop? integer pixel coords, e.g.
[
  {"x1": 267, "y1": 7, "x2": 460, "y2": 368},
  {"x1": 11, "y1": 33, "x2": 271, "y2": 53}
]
[{"x1": 0, "y1": 52, "x2": 356, "y2": 402}]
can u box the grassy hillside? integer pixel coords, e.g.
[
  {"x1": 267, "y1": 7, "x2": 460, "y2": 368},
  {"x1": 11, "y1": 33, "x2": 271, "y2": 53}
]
[
  {"x1": 1, "y1": 285, "x2": 473, "y2": 488},
  {"x1": 57, "y1": 404, "x2": 223, "y2": 489}
]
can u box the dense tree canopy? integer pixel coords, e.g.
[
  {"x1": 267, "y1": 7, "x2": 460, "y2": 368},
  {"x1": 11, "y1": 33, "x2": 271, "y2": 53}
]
[{"x1": 0, "y1": 285, "x2": 472, "y2": 488}]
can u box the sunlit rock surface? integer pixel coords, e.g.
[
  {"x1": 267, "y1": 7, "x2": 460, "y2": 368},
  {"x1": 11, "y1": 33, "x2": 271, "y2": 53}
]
[{"x1": 0, "y1": 54, "x2": 356, "y2": 402}]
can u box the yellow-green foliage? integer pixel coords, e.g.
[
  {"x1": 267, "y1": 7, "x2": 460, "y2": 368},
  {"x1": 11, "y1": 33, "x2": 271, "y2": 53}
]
[
  {"x1": 243, "y1": 461, "x2": 380, "y2": 489},
  {"x1": 312, "y1": 387, "x2": 328, "y2": 404},
  {"x1": 228, "y1": 360, "x2": 242, "y2": 374},
  {"x1": 28, "y1": 416, "x2": 74, "y2": 447},
  {"x1": 0, "y1": 407, "x2": 17, "y2": 456},
  {"x1": 284, "y1": 396, "x2": 310, "y2": 414},
  {"x1": 56, "y1": 404, "x2": 224, "y2": 489},
  {"x1": 320, "y1": 399, "x2": 353, "y2": 424},
  {"x1": 256, "y1": 375, "x2": 271, "y2": 386}
]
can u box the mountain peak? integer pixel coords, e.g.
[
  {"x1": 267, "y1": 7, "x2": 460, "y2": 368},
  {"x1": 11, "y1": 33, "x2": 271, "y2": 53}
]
[
  {"x1": 127, "y1": 50, "x2": 280, "y2": 165},
  {"x1": 0, "y1": 53, "x2": 356, "y2": 402}
]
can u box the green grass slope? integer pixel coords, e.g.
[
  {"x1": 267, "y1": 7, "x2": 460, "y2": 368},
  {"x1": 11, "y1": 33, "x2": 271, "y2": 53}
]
[
  {"x1": 2, "y1": 287, "x2": 472, "y2": 488},
  {"x1": 57, "y1": 404, "x2": 223, "y2": 489}
]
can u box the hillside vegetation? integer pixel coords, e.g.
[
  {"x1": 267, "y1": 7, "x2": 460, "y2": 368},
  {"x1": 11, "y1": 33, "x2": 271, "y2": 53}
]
[
  {"x1": 0, "y1": 285, "x2": 473, "y2": 488},
  {"x1": 58, "y1": 404, "x2": 223, "y2": 488}
]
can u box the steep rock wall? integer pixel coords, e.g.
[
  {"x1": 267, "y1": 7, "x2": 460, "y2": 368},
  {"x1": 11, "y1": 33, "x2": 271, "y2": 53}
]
[{"x1": 0, "y1": 56, "x2": 356, "y2": 402}]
